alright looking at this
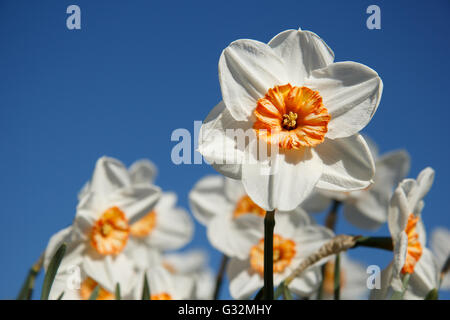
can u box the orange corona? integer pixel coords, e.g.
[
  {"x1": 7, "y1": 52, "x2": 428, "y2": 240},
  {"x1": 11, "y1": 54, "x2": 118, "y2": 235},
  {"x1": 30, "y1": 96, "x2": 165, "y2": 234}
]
[
  {"x1": 90, "y1": 206, "x2": 129, "y2": 255},
  {"x1": 151, "y1": 292, "x2": 172, "y2": 300},
  {"x1": 253, "y1": 84, "x2": 330, "y2": 150},
  {"x1": 401, "y1": 213, "x2": 423, "y2": 274},
  {"x1": 130, "y1": 210, "x2": 157, "y2": 237},
  {"x1": 80, "y1": 278, "x2": 115, "y2": 300},
  {"x1": 250, "y1": 234, "x2": 296, "y2": 276},
  {"x1": 233, "y1": 195, "x2": 266, "y2": 219}
]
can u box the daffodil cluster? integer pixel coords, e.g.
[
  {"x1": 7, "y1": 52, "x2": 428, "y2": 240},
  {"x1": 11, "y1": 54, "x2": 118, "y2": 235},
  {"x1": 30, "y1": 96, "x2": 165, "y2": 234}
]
[{"x1": 31, "y1": 28, "x2": 449, "y2": 301}]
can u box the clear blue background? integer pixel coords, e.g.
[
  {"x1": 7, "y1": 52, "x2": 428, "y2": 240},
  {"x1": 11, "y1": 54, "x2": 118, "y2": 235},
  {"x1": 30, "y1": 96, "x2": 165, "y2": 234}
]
[{"x1": 0, "y1": 0, "x2": 449, "y2": 299}]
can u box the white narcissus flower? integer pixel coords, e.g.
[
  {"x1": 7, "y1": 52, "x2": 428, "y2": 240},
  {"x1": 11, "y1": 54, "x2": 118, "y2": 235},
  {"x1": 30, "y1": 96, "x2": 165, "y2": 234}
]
[
  {"x1": 302, "y1": 138, "x2": 410, "y2": 230},
  {"x1": 44, "y1": 156, "x2": 162, "y2": 299},
  {"x1": 163, "y1": 250, "x2": 215, "y2": 300},
  {"x1": 226, "y1": 210, "x2": 334, "y2": 299},
  {"x1": 431, "y1": 228, "x2": 450, "y2": 290},
  {"x1": 44, "y1": 227, "x2": 137, "y2": 300},
  {"x1": 134, "y1": 266, "x2": 195, "y2": 300},
  {"x1": 199, "y1": 28, "x2": 381, "y2": 211},
  {"x1": 370, "y1": 168, "x2": 440, "y2": 300},
  {"x1": 318, "y1": 253, "x2": 368, "y2": 300}
]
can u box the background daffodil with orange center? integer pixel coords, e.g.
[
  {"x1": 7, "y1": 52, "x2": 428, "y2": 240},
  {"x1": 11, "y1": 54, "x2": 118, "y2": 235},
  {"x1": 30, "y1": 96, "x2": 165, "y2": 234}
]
[
  {"x1": 190, "y1": 175, "x2": 296, "y2": 259},
  {"x1": 303, "y1": 137, "x2": 411, "y2": 231},
  {"x1": 198, "y1": 28, "x2": 382, "y2": 211},
  {"x1": 371, "y1": 167, "x2": 440, "y2": 300},
  {"x1": 226, "y1": 210, "x2": 334, "y2": 299},
  {"x1": 42, "y1": 156, "x2": 161, "y2": 299}
]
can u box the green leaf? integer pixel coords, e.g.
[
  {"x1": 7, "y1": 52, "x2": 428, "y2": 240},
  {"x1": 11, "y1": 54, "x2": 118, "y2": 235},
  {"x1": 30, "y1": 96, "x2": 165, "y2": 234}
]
[
  {"x1": 40, "y1": 243, "x2": 67, "y2": 300},
  {"x1": 283, "y1": 284, "x2": 293, "y2": 300},
  {"x1": 425, "y1": 288, "x2": 439, "y2": 300},
  {"x1": 334, "y1": 254, "x2": 341, "y2": 300},
  {"x1": 354, "y1": 236, "x2": 393, "y2": 251},
  {"x1": 115, "y1": 283, "x2": 121, "y2": 300},
  {"x1": 17, "y1": 268, "x2": 39, "y2": 300},
  {"x1": 274, "y1": 283, "x2": 284, "y2": 300},
  {"x1": 253, "y1": 287, "x2": 264, "y2": 300},
  {"x1": 89, "y1": 286, "x2": 100, "y2": 300},
  {"x1": 57, "y1": 292, "x2": 65, "y2": 300},
  {"x1": 142, "y1": 274, "x2": 150, "y2": 300}
]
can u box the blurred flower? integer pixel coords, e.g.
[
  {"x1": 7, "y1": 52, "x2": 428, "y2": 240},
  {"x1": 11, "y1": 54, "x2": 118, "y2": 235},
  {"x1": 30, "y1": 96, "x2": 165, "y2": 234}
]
[
  {"x1": 134, "y1": 266, "x2": 195, "y2": 300},
  {"x1": 44, "y1": 156, "x2": 161, "y2": 299},
  {"x1": 122, "y1": 159, "x2": 194, "y2": 269},
  {"x1": 163, "y1": 250, "x2": 215, "y2": 299},
  {"x1": 226, "y1": 209, "x2": 334, "y2": 299},
  {"x1": 370, "y1": 168, "x2": 440, "y2": 299},
  {"x1": 431, "y1": 228, "x2": 450, "y2": 290},
  {"x1": 302, "y1": 139, "x2": 410, "y2": 230},
  {"x1": 190, "y1": 175, "x2": 267, "y2": 259},
  {"x1": 44, "y1": 227, "x2": 137, "y2": 300},
  {"x1": 319, "y1": 253, "x2": 368, "y2": 300},
  {"x1": 199, "y1": 28, "x2": 381, "y2": 211}
]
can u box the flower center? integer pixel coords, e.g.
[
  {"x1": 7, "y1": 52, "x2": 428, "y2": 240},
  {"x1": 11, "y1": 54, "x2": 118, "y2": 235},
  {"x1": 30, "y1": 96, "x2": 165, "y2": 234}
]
[
  {"x1": 323, "y1": 261, "x2": 346, "y2": 295},
  {"x1": 253, "y1": 84, "x2": 330, "y2": 150},
  {"x1": 233, "y1": 195, "x2": 266, "y2": 219},
  {"x1": 151, "y1": 292, "x2": 172, "y2": 300},
  {"x1": 130, "y1": 210, "x2": 157, "y2": 237},
  {"x1": 90, "y1": 206, "x2": 129, "y2": 255},
  {"x1": 282, "y1": 111, "x2": 298, "y2": 130},
  {"x1": 401, "y1": 213, "x2": 423, "y2": 274},
  {"x1": 80, "y1": 278, "x2": 115, "y2": 300},
  {"x1": 249, "y1": 234, "x2": 296, "y2": 276}
]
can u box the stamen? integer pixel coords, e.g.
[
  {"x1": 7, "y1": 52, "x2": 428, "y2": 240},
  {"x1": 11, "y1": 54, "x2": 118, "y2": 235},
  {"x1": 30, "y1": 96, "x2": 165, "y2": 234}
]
[{"x1": 282, "y1": 111, "x2": 298, "y2": 130}]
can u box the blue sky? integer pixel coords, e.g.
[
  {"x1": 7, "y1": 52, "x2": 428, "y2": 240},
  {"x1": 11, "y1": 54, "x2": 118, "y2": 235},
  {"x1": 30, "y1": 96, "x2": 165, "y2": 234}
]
[{"x1": 0, "y1": 0, "x2": 449, "y2": 299}]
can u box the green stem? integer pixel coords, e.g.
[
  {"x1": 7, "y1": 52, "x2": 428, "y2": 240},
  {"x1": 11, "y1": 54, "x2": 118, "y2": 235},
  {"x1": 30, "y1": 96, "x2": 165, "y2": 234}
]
[
  {"x1": 263, "y1": 210, "x2": 276, "y2": 300},
  {"x1": 353, "y1": 236, "x2": 393, "y2": 251},
  {"x1": 17, "y1": 252, "x2": 44, "y2": 300},
  {"x1": 325, "y1": 200, "x2": 341, "y2": 231},
  {"x1": 391, "y1": 273, "x2": 410, "y2": 300},
  {"x1": 334, "y1": 254, "x2": 341, "y2": 300},
  {"x1": 212, "y1": 254, "x2": 229, "y2": 300}
]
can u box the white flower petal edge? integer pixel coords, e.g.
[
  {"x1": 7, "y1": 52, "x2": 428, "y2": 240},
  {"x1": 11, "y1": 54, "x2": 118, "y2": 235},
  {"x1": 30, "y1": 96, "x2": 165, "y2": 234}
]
[
  {"x1": 305, "y1": 61, "x2": 382, "y2": 139},
  {"x1": 314, "y1": 134, "x2": 375, "y2": 192},
  {"x1": 189, "y1": 175, "x2": 235, "y2": 225},
  {"x1": 129, "y1": 159, "x2": 158, "y2": 185},
  {"x1": 430, "y1": 228, "x2": 450, "y2": 289},
  {"x1": 268, "y1": 29, "x2": 334, "y2": 85},
  {"x1": 219, "y1": 39, "x2": 289, "y2": 121}
]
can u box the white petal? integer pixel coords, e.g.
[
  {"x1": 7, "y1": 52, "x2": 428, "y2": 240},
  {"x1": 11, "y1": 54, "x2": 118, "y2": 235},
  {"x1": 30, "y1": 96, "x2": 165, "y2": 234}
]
[
  {"x1": 391, "y1": 232, "x2": 408, "y2": 291},
  {"x1": 274, "y1": 208, "x2": 314, "y2": 238},
  {"x1": 227, "y1": 258, "x2": 263, "y2": 299},
  {"x1": 404, "y1": 248, "x2": 439, "y2": 299},
  {"x1": 268, "y1": 29, "x2": 334, "y2": 84},
  {"x1": 163, "y1": 250, "x2": 208, "y2": 274},
  {"x1": 89, "y1": 157, "x2": 131, "y2": 196},
  {"x1": 407, "y1": 167, "x2": 435, "y2": 212},
  {"x1": 208, "y1": 213, "x2": 263, "y2": 259},
  {"x1": 430, "y1": 227, "x2": 450, "y2": 269},
  {"x1": 343, "y1": 196, "x2": 387, "y2": 231},
  {"x1": 219, "y1": 39, "x2": 288, "y2": 121},
  {"x1": 109, "y1": 184, "x2": 162, "y2": 224},
  {"x1": 189, "y1": 175, "x2": 234, "y2": 226},
  {"x1": 315, "y1": 134, "x2": 375, "y2": 192},
  {"x1": 388, "y1": 182, "x2": 412, "y2": 237},
  {"x1": 124, "y1": 238, "x2": 162, "y2": 271},
  {"x1": 242, "y1": 143, "x2": 323, "y2": 211},
  {"x1": 198, "y1": 102, "x2": 251, "y2": 179},
  {"x1": 147, "y1": 205, "x2": 194, "y2": 251},
  {"x1": 373, "y1": 150, "x2": 410, "y2": 195},
  {"x1": 305, "y1": 61, "x2": 382, "y2": 139},
  {"x1": 288, "y1": 267, "x2": 322, "y2": 297},
  {"x1": 292, "y1": 225, "x2": 335, "y2": 258},
  {"x1": 223, "y1": 177, "x2": 246, "y2": 203},
  {"x1": 83, "y1": 254, "x2": 137, "y2": 296},
  {"x1": 300, "y1": 190, "x2": 333, "y2": 213},
  {"x1": 129, "y1": 159, "x2": 158, "y2": 185}
]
